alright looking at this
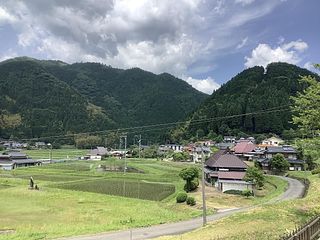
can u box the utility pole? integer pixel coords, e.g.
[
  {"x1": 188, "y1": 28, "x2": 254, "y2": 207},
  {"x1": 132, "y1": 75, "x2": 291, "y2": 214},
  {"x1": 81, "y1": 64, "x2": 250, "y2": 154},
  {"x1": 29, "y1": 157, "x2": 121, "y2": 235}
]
[
  {"x1": 201, "y1": 147, "x2": 207, "y2": 226},
  {"x1": 134, "y1": 135, "x2": 142, "y2": 159},
  {"x1": 120, "y1": 135, "x2": 127, "y2": 174},
  {"x1": 138, "y1": 134, "x2": 141, "y2": 159}
]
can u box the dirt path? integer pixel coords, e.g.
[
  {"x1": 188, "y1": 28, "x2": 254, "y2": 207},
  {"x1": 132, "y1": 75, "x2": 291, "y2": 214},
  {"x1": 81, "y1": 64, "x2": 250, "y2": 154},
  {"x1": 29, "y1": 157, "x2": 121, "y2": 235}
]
[{"x1": 57, "y1": 175, "x2": 305, "y2": 240}]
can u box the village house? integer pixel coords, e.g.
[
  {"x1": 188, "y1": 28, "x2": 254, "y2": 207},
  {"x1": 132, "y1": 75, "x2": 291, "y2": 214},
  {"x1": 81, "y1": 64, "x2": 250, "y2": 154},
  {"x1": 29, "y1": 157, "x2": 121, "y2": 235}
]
[
  {"x1": 261, "y1": 136, "x2": 284, "y2": 146},
  {"x1": 256, "y1": 145, "x2": 304, "y2": 171},
  {"x1": 158, "y1": 144, "x2": 183, "y2": 154},
  {"x1": 223, "y1": 136, "x2": 236, "y2": 143},
  {"x1": 0, "y1": 151, "x2": 41, "y2": 170},
  {"x1": 81, "y1": 146, "x2": 108, "y2": 160},
  {"x1": 204, "y1": 150, "x2": 253, "y2": 193},
  {"x1": 189, "y1": 146, "x2": 211, "y2": 163},
  {"x1": 233, "y1": 140, "x2": 257, "y2": 161}
]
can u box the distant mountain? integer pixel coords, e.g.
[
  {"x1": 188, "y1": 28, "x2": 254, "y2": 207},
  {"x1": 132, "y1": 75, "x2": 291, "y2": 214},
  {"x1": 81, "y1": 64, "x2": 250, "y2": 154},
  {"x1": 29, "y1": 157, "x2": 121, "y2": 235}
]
[
  {"x1": 0, "y1": 57, "x2": 207, "y2": 140},
  {"x1": 172, "y1": 62, "x2": 319, "y2": 140}
]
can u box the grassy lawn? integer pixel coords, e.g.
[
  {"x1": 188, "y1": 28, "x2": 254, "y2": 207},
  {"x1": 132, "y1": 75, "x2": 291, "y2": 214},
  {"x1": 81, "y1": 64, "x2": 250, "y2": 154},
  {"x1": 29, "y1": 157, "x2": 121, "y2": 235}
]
[
  {"x1": 24, "y1": 149, "x2": 88, "y2": 160},
  {"x1": 156, "y1": 171, "x2": 320, "y2": 240},
  {"x1": 0, "y1": 157, "x2": 289, "y2": 240}
]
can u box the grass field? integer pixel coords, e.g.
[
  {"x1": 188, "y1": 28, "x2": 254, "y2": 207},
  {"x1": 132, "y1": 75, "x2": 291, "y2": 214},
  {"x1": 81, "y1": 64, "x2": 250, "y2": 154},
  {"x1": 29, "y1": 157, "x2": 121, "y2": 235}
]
[
  {"x1": 24, "y1": 149, "x2": 88, "y2": 160},
  {"x1": 0, "y1": 157, "x2": 288, "y2": 240},
  {"x1": 156, "y1": 172, "x2": 320, "y2": 240}
]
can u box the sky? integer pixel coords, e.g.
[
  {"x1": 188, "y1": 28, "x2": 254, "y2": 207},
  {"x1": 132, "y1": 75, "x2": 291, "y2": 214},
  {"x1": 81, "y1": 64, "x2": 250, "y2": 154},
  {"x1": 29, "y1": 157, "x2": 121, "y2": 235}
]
[{"x1": 0, "y1": 0, "x2": 319, "y2": 94}]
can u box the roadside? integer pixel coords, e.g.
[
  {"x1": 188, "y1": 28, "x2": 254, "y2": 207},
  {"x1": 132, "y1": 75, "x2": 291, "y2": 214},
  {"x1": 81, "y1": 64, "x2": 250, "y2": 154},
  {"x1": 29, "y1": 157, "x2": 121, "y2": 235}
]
[{"x1": 57, "y1": 175, "x2": 305, "y2": 240}]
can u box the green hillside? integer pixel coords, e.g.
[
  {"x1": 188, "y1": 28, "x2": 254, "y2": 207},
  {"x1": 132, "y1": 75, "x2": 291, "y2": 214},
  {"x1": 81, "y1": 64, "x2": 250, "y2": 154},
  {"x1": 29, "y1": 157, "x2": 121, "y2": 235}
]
[
  {"x1": 173, "y1": 62, "x2": 319, "y2": 140},
  {"x1": 0, "y1": 57, "x2": 207, "y2": 141}
]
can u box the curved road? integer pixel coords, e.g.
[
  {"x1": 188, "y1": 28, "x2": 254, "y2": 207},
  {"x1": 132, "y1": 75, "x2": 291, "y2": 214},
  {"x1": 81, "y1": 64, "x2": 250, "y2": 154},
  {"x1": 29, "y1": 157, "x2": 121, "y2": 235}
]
[{"x1": 58, "y1": 176, "x2": 305, "y2": 240}]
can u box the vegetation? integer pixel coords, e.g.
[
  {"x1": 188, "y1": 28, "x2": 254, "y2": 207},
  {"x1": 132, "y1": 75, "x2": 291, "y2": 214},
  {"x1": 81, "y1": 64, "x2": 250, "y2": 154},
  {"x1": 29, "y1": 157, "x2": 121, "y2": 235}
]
[
  {"x1": 242, "y1": 189, "x2": 253, "y2": 198},
  {"x1": 172, "y1": 152, "x2": 190, "y2": 161},
  {"x1": 155, "y1": 172, "x2": 320, "y2": 240},
  {"x1": 54, "y1": 179, "x2": 175, "y2": 201},
  {"x1": 186, "y1": 196, "x2": 196, "y2": 206},
  {"x1": 172, "y1": 62, "x2": 319, "y2": 141},
  {"x1": 0, "y1": 57, "x2": 207, "y2": 142},
  {"x1": 270, "y1": 153, "x2": 290, "y2": 173},
  {"x1": 291, "y1": 64, "x2": 320, "y2": 136},
  {"x1": 179, "y1": 167, "x2": 200, "y2": 192},
  {"x1": 311, "y1": 168, "x2": 320, "y2": 175},
  {"x1": 176, "y1": 192, "x2": 188, "y2": 203},
  {"x1": 244, "y1": 166, "x2": 265, "y2": 188}
]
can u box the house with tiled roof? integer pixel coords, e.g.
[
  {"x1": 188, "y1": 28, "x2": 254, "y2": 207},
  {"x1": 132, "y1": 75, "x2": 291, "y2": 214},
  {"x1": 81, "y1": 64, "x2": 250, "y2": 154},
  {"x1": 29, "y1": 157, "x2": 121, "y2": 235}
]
[
  {"x1": 256, "y1": 145, "x2": 304, "y2": 171},
  {"x1": 233, "y1": 140, "x2": 257, "y2": 161},
  {"x1": 0, "y1": 151, "x2": 41, "y2": 170},
  {"x1": 204, "y1": 151, "x2": 253, "y2": 193}
]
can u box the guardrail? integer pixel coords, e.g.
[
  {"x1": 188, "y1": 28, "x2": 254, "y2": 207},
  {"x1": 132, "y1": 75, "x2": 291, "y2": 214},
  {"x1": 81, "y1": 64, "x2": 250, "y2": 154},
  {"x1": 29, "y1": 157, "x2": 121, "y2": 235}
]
[{"x1": 281, "y1": 216, "x2": 320, "y2": 240}]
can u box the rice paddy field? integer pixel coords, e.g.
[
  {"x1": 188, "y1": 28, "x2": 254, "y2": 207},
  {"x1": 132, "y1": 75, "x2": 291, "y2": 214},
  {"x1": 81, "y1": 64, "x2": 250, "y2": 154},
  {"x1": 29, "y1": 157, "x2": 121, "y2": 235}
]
[{"x1": 0, "y1": 154, "x2": 288, "y2": 240}]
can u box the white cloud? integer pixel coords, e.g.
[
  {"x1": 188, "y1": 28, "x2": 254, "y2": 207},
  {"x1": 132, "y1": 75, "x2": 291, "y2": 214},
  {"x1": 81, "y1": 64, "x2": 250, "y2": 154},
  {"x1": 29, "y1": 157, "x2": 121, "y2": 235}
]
[
  {"x1": 235, "y1": 0, "x2": 255, "y2": 6},
  {"x1": 244, "y1": 40, "x2": 308, "y2": 68},
  {"x1": 0, "y1": 6, "x2": 16, "y2": 24},
  {"x1": 185, "y1": 76, "x2": 220, "y2": 94},
  {"x1": 303, "y1": 62, "x2": 319, "y2": 72},
  {"x1": 236, "y1": 37, "x2": 248, "y2": 49},
  {"x1": 0, "y1": 50, "x2": 17, "y2": 62},
  {"x1": 0, "y1": 0, "x2": 285, "y2": 93}
]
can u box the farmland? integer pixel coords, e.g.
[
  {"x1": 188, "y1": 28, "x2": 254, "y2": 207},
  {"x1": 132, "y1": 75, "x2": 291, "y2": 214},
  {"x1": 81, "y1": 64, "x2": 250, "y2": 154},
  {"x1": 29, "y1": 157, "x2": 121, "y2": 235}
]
[
  {"x1": 0, "y1": 157, "x2": 288, "y2": 240},
  {"x1": 54, "y1": 179, "x2": 175, "y2": 201}
]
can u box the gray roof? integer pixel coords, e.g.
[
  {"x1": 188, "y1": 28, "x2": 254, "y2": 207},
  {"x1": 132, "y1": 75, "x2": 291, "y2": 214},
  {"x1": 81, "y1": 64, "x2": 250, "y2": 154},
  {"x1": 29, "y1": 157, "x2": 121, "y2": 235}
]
[
  {"x1": 266, "y1": 146, "x2": 297, "y2": 154},
  {"x1": 13, "y1": 159, "x2": 40, "y2": 164},
  {"x1": 206, "y1": 152, "x2": 248, "y2": 169}
]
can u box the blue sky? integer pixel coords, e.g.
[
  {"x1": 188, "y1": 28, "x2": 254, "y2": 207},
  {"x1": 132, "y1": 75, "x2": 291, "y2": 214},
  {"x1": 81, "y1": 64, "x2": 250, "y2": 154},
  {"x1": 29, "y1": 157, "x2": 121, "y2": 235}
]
[{"x1": 0, "y1": 0, "x2": 318, "y2": 94}]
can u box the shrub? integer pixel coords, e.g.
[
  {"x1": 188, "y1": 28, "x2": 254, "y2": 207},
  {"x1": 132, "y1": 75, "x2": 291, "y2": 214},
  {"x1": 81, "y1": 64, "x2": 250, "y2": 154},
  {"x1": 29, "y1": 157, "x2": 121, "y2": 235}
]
[
  {"x1": 311, "y1": 168, "x2": 320, "y2": 175},
  {"x1": 176, "y1": 192, "x2": 188, "y2": 203},
  {"x1": 186, "y1": 196, "x2": 196, "y2": 206},
  {"x1": 242, "y1": 189, "x2": 253, "y2": 198},
  {"x1": 224, "y1": 189, "x2": 243, "y2": 195}
]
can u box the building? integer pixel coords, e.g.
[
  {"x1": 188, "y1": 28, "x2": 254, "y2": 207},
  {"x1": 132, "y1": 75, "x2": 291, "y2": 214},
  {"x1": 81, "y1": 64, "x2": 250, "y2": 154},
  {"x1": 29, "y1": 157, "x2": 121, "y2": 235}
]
[
  {"x1": 233, "y1": 140, "x2": 257, "y2": 160},
  {"x1": 256, "y1": 145, "x2": 304, "y2": 171},
  {"x1": 82, "y1": 147, "x2": 108, "y2": 160},
  {"x1": 158, "y1": 144, "x2": 183, "y2": 154},
  {"x1": 189, "y1": 146, "x2": 211, "y2": 163},
  {"x1": 262, "y1": 136, "x2": 284, "y2": 146},
  {"x1": 223, "y1": 136, "x2": 236, "y2": 143},
  {"x1": 0, "y1": 151, "x2": 41, "y2": 170},
  {"x1": 204, "y1": 151, "x2": 253, "y2": 192}
]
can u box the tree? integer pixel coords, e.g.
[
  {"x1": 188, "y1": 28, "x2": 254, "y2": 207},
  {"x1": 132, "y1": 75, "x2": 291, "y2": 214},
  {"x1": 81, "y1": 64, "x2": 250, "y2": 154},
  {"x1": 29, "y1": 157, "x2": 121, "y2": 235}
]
[
  {"x1": 179, "y1": 167, "x2": 200, "y2": 192},
  {"x1": 172, "y1": 152, "x2": 190, "y2": 161},
  {"x1": 244, "y1": 166, "x2": 265, "y2": 188},
  {"x1": 270, "y1": 153, "x2": 290, "y2": 173},
  {"x1": 291, "y1": 64, "x2": 320, "y2": 136}
]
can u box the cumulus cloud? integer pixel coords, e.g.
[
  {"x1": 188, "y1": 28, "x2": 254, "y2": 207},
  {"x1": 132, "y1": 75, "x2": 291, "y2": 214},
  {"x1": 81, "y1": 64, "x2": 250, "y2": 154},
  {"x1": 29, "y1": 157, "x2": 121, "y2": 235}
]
[
  {"x1": 0, "y1": 6, "x2": 16, "y2": 24},
  {"x1": 185, "y1": 76, "x2": 220, "y2": 94},
  {"x1": 0, "y1": 0, "x2": 284, "y2": 93},
  {"x1": 244, "y1": 40, "x2": 308, "y2": 68}
]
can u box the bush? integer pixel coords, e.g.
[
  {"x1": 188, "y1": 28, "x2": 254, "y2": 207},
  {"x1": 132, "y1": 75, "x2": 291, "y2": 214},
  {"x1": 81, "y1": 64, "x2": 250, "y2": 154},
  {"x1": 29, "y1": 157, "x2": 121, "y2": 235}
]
[
  {"x1": 224, "y1": 189, "x2": 243, "y2": 195},
  {"x1": 311, "y1": 168, "x2": 320, "y2": 175},
  {"x1": 242, "y1": 189, "x2": 253, "y2": 198},
  {"x1": 176, "y1": 192, "x2": 188, "y2": 203},
  {"x1": 186, "y1": 196, "x2": 196, "y2": 206}
]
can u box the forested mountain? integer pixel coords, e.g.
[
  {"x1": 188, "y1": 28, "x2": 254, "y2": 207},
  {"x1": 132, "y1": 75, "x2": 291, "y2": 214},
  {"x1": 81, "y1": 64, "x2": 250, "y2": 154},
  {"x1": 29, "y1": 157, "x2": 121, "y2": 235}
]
[
  {"x1": 172, "y1": 62, "x2": 320, "y2": 141},
  {"x1": 0, "y1": 57, "x2": 207, "y2": 140}
]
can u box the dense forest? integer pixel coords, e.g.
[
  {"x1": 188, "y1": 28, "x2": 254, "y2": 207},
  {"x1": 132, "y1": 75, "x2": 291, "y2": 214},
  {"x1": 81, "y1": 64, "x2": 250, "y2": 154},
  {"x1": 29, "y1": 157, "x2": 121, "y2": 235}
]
[
  {"x1": 171, "y1": 62, "x2": 320, "y2": 141},
  {"x1": 0, "y1": 57, "x2": 207, "y2": 142}
]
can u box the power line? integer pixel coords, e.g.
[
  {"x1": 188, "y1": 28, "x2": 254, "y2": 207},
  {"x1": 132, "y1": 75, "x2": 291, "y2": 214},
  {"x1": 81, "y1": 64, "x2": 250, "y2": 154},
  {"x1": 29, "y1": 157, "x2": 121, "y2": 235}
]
[{"x1": 20, "y1": 105, "x2": 291, "y2": 141}]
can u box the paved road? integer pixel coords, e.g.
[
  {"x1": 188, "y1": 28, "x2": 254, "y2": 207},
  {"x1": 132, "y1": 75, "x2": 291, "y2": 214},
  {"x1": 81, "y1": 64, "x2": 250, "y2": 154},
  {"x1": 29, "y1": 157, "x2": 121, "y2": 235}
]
[{"x1": 58, "y1": 176, "x2": 305, "y2": 240}]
